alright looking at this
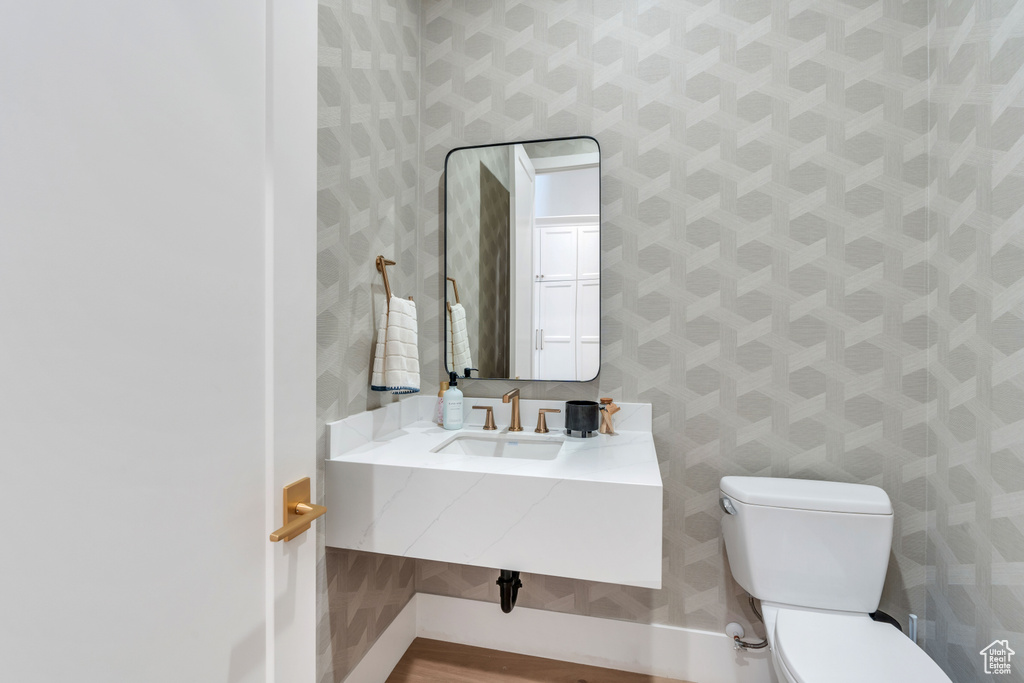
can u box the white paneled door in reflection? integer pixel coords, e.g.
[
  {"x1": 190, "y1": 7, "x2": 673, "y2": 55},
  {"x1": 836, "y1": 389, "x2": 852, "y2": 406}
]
[
  {"x1": 576, "y1": 279, "x2": 601, "y2": 380},
  {"x1": 532, "y1": 220, "x2": 600, "y2": 381},
  {"x1": 535, "y1": 280, "x2": 577, "y2": 379}
]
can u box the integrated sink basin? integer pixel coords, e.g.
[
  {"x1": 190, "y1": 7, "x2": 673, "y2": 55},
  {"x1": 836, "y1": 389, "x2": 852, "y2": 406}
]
[
  {"x1": 433, "y1": 434, "x2": 562, "y2": 460},
  {"x1": 324, "y1": 396, "x2": 662, "y2": 589}
]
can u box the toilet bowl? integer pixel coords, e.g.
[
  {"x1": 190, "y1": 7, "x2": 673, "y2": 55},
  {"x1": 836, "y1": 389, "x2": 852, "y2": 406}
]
[
  {"x1": 719, "y1": 476, "x2": 952, "y2": 683},
  {"x1": 763, "y1": 604, "x2": 950, "y2": 682}
]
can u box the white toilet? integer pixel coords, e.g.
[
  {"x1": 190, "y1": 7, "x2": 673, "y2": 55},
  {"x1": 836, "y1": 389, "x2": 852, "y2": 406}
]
[{"x1": 719, "y1": 476, "x2": 952, "y2": 683}]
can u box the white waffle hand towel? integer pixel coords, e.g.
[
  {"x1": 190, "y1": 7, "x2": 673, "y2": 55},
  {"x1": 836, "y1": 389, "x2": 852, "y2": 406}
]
[
  {"x1": 446, "y1": 303, "x2": 472, "y2": 376},
  {"x1": 371, "y1": 297, "x2": 420, "y2": 394}
]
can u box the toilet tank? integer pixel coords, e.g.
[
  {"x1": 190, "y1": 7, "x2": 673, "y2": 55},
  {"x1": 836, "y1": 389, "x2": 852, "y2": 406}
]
[{"x1": 720, "y1": 476, "x2": 894, "y2": 613}]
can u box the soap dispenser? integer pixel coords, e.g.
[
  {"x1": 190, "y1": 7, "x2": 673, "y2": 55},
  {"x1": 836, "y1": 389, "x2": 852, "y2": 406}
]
[{"x1": 442, "y1": 371, "x2": 463, "y2": 430}]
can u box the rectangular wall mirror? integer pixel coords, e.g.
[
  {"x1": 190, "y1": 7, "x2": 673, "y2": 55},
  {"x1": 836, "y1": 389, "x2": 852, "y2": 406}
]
[{"x1": 444, "y1": 136, "x2": 600, "y2": 382}]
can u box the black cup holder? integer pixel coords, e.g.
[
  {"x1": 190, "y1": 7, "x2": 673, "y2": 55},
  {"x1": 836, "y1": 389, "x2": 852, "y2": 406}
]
[{"x1": 564, "y1": 400, "x2": 600, "y2": 437}]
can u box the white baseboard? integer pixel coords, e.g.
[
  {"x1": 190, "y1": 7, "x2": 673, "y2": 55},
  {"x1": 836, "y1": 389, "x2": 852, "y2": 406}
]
[
  {"x1": 342, "y1": 597, "x2": 418, "y2": 683},
  {"x1": 345, "y1": 592, "x2": 772, "y2": 683}
]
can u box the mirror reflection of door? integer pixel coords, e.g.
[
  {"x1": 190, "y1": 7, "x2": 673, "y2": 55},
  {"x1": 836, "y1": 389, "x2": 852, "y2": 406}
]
[
  {"x1": 510, "y1": 145, "x2": 535, "y2": 380},
  {"x1": 444, "y1": 136, "x2": 600, "y2": 382}
]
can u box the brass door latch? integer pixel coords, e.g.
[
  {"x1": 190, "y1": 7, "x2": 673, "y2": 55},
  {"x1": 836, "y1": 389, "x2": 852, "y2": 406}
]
[{"x1": 269, "y1": 477, "x2": 326, "y2": 542}]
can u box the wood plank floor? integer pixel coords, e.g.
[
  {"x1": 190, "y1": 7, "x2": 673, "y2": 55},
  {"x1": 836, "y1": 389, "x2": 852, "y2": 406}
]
[{"x1": 385, "y1": 638, "x2": 696, "y2": 683}]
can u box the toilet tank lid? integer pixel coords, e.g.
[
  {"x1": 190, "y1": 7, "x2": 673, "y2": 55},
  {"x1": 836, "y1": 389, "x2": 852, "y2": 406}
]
[{"x1": 720, "y1": 476, "x2": 893, "y2": 515}]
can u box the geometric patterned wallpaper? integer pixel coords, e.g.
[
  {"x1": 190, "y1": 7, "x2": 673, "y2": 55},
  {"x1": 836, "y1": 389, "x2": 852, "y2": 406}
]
[
  {"x1": 927, "y1": 0, "x2": 1024, "y2": 679},
  {"x1": 443, "y1": 144, "x2": 511, "y2": 375},
  {"x1": 316, "y1": 1, "x2": 420, "y2": 680},
  {"x1": 417, "y1": 0, "x2": 940, "y2": 643},
  {"x1": 476, "y1": 162, "x2": 512, "y2": 377},
  {"x1": 317, "y1": 1, "x2": 1024, "y2": 681},
  {"x1": 414, "y1": 3, "x2": 1024, "y2": 683}
]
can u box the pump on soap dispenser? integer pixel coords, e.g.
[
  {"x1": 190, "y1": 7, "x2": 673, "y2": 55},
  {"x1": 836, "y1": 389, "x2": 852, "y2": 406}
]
[{"x1": 442, "y1": 371, "x2": 463, "y2": 430}]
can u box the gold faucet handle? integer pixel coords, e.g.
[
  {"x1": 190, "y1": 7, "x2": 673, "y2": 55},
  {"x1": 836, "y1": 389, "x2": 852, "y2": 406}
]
[
  {"x1": 535, "y1": 408, "x2": 561, "y2": 434},
  {"x1": 472, "y1": 405, "x2": 497, "y2": 430}
]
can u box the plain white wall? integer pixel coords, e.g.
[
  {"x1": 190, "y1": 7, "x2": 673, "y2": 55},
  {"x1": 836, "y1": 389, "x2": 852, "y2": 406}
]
[{"x1": 534, "y1": 166, "x2": 600, "y2": 217}]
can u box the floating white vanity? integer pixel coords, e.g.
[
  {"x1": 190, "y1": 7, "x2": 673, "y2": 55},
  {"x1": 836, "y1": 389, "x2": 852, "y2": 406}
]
[{"x1": 325, "y1": 395, "x2": 662, "y2": 589}]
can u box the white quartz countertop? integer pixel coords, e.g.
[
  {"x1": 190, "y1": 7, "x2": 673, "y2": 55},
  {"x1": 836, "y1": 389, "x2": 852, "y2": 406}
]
[
  {"x1": 331, "y1": 420, "x2": 661, "y2": 486},
  {"x1": 325, "y1": 396, "x2": 663, "y2": 588}
]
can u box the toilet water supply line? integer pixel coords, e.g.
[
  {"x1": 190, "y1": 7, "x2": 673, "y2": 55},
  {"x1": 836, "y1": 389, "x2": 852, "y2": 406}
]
[{"x1": 733, "y1": 596, "x2": 770, "y2": 650}]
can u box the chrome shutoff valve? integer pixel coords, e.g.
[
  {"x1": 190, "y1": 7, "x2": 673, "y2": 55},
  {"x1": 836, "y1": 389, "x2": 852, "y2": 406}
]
[{"x1": 726, "y1": 622, "x2": 745, "y2": 649}]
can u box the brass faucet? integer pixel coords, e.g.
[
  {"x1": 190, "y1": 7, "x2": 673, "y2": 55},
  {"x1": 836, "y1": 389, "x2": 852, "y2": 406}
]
[{"x1": 502, "y1": 388, "x2": 522, "y2": 432}]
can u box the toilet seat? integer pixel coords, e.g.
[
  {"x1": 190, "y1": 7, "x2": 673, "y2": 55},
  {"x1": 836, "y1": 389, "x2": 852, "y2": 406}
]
[{"x1": 773, "y1": 608, "x2": 951, "y2": 683}]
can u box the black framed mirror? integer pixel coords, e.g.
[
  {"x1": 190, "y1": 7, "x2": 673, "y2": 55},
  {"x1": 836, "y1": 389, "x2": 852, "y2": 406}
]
[{"x1": 444, "y1": 136, "x2": 600, "y2": 381}]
